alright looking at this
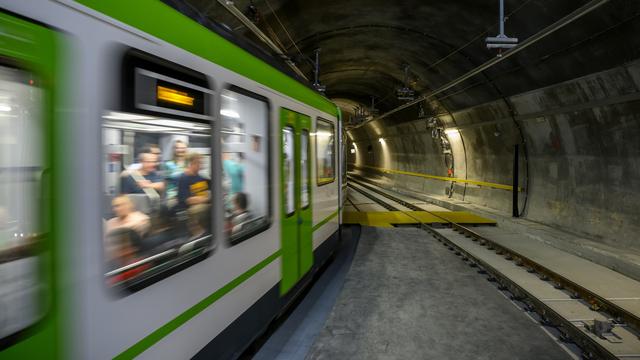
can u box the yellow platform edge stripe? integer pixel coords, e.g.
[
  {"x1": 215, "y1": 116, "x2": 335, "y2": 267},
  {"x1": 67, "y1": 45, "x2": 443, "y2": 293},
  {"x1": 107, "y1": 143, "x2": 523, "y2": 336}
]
[
  {"x1": 343, "y1": 211, "x2": 496, "y2": 227},
  {"x1": 351, "y1": 165, "x2": 523, "y2": 192}
]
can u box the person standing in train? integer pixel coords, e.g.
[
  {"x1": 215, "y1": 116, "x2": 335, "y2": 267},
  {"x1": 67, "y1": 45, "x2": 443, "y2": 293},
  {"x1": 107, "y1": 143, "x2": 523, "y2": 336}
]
[
  {"x1": 176, "y1": 152, "x2": 210, "y2": 211},
  {"x1": 165, "y1": 139, "x2": 188, "y2": 204},
  {"x1": 222, "y1": 152, "x2": 245, "y2": 195}
]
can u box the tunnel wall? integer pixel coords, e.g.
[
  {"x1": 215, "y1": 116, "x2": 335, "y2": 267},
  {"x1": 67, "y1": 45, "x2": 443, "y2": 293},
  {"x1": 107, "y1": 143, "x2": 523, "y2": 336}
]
[
  {"x1": 348, "y1": 117, "x2": 453, "y2": 197},
  {"x1": 348, "y1": 59, "x2": 640, "y2": 251}
]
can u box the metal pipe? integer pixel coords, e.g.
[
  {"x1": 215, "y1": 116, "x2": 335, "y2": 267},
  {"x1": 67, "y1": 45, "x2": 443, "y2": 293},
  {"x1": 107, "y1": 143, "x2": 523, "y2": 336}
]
[
  {"x1": 217, "y1": 0, "x2": 309, "y2": 81},
  {"x1": 499, "y1": 0, "x2": 505, "y2": 36},
  {"x1": 313, "y1": 48, "x2": 320, "y2": 86},
  {"x1": 356, "y1": 0, "x2": 611, "y2": 129},
  {"x1": 512, "y1": 144, "x2": 519, "y2": 217}
]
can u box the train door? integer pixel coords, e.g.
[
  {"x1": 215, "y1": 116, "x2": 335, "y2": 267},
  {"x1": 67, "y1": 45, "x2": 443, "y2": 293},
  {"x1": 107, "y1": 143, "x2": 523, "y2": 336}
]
[
  {"x1": 0, "y1": 11, "x2": 58, "y2": 358},
  {"x1": 280, "y1": 108, "x2": 312, "y2": 294}
]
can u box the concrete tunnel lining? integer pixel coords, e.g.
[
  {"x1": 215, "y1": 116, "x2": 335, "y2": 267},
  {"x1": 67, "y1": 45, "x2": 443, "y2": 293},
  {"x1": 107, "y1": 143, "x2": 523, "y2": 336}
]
[{"x1": 167, "y1": 0, "x2": 640, "y2": 274}]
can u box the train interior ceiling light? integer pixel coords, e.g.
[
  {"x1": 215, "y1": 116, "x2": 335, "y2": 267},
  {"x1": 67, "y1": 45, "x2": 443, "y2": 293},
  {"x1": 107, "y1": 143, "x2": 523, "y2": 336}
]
[{"x1": 102, "y1": 111, "x2": 210, "y2": 132}]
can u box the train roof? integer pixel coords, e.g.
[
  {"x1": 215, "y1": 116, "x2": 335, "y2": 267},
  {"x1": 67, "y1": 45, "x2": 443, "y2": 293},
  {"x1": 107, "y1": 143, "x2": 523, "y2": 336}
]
[{"x1": 76, "y1": 0, "x2": 339, "y2": 118}]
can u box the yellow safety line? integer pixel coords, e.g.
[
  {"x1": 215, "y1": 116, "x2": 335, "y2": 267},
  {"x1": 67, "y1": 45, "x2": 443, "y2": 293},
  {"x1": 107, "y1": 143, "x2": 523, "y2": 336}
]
[
  {"x1": 353, "y1": 165, "x2": 523, "y2": 192},
  {"x1": 343, "y1": 211, "x2": 496, "y2": 227}
]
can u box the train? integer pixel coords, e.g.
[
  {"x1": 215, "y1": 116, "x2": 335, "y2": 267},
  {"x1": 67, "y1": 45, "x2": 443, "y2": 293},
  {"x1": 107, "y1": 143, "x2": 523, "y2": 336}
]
[{"x1": 0, "y1": 1, "x2": 346, "y2": 359}]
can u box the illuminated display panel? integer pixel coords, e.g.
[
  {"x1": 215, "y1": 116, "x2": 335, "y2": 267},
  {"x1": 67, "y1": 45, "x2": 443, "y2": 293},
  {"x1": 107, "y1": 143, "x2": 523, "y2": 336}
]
[
  {"x1": 154, "y1": 79, "x2": 204, "y2": 114},
  {"x1": 157, "y1": 85, "x2": 195, "y2": 106},
  {"x1": 122, "y1": 49, "x2": 210, "y2": 119}
]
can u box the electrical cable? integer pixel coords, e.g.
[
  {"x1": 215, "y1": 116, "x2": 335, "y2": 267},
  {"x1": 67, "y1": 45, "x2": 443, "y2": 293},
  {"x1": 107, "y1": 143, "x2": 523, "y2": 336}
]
[{"x1": 263, "y1": 0, "x2": 310, "y2": 64}]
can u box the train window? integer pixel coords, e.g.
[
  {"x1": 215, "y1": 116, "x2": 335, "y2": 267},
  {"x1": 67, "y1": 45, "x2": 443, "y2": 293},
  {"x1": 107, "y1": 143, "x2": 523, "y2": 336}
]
[
  {"x1": 283, "y1": 127, "x2": 295, "y2": 216},
  {"x1": 316, "y1": 118, "x2": 336, "y2": 185},
  {"x1": 342, "y1": 129, "x2": 347, "y2": 184},
  {"x1": 301, "y1": 130, "x2": 310, "y2": 209},
  {"x1": 0, "y1": 65, "x2": 47, "y2": 340},
  {"x1": 221, "y1": 87, "x2": 270, "y2": 244},
  {"x1": 102, "y1": 111, "x2": 213, "y2": 291}
]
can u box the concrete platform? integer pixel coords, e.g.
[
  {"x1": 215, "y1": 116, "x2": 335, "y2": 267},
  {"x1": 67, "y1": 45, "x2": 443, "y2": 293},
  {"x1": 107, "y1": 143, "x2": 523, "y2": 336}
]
[{"x1": 306, "y1": 227, "x2": 573, "y2": 360}]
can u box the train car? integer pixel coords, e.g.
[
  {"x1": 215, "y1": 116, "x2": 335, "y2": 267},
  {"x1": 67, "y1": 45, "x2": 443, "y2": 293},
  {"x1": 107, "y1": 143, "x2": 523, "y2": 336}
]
[{"x1": 0, "y1": 1, "x2": 343, "y2": 359}]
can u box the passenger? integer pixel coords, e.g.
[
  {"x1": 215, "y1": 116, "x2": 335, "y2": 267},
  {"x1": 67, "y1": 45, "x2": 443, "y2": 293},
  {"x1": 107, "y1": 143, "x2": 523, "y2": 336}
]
[
  {"x1": 187, "y1": 203, "x2": 210, "y2": 240},
  {"x1": 149, "y1": 144, "x2": 166, "y2": 173},
  {"x1": 121, "y1": 152, "x2": 165, "y2": 195},
  {"x1": 105, "y1": 195, "x2": 150, "y2": 237},
  {"x1": 176, "y1": 152, "x2": 210, "y2": 211},
  {"x1": 106, "y1": 228, "x2": 150, "y2": 285},
  {"x1": 230, "y1": 192, "x2": 252, "y2": 234},
  {"x1": 165, "y1": 140, "x2": 188, "y2": 175},
  {"x1": 143, "y1": 206, "x2": 173, "y2": 252},
  {"x1": 222, "y1": 152, "x2": 245, "y2": 195},
  {"x1": 165, "y1": 140, "x2": 188, "y2": 201},
  {"x1": 127, "y1": 145, "x2": 161, "y2": 172}
]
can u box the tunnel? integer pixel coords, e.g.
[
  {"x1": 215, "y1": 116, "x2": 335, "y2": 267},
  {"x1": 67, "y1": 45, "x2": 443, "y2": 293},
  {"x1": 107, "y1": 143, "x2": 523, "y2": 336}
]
[
  {"x1": 171, "y1": 0, "x2": 640, "y2": 271},
  {"x1": 3, "y1": 1, "x2": 640, "y2": 359}
]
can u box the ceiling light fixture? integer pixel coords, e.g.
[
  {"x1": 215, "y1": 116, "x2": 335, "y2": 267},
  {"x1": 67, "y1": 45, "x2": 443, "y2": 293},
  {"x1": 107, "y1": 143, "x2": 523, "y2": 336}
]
[
  {"x1": 103, "y1": 111, "x2": 155, "y2": 121},
  {"x1": 220, "y1": 109, "x2": 240, "y2": 118}
]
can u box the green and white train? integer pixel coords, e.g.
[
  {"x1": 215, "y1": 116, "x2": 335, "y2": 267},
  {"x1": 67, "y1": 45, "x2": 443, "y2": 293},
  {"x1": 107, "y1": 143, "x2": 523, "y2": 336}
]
[{"x1": 0, "y1": 1, "x2": 346, "y2": 359}]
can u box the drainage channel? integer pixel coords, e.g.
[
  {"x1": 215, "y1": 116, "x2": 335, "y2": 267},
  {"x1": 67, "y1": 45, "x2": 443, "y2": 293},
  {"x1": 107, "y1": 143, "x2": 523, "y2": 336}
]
[{"x1": 348, "y1": 176, "x2": 640, "y2": 359}]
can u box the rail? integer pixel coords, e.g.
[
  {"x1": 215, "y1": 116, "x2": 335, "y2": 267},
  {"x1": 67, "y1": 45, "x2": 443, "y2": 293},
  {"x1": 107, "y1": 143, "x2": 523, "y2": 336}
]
[
  {"x1": 351, "y1": 165, "x2": 523, "y2": 192},
  {"x1": 347, "y1": 176, "x2": 640, "y2": 359}
]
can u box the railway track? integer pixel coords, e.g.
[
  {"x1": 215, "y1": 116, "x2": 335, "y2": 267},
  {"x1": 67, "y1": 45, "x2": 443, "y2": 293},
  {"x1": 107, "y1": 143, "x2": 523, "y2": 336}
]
[{"x1": 347, "y1": 176, "x2": 640, "y2": 360}]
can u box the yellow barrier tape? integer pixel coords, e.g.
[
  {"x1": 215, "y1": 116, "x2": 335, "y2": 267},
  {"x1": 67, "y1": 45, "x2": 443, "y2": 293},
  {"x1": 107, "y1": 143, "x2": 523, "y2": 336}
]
[{"x1": 353, "y1": 165, "x2": 523, "y2": 192}]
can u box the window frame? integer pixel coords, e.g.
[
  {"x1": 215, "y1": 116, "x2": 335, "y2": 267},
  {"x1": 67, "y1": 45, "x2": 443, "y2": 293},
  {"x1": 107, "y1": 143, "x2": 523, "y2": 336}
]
[
  {"x1": 315, "y1": 117, "x2": 336, "y2": 186},
  {"x1": 222, "y1": 85, "x2": 273, "y2": 247},
  {"x1": 282, "y1": 125, "x2": 296, "y2": 218},
  {"x1": 101, "y1": 114, "x2": 215, "y2": 293},
  {"x1": 300, "y1": 128, "x2": 311, "y2": 210},
  {"x1": 101, "y1": 48, "x2": 215, "y2": 294},
  {"x1": 0, "y1": 58, "x2": 50, "y2": 347}
]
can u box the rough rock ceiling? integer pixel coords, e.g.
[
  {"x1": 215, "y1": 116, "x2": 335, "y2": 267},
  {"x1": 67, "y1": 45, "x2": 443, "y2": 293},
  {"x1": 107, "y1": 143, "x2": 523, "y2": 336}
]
[{"x1": 168, "y1": 0, "x2": 640, "y2": 125}]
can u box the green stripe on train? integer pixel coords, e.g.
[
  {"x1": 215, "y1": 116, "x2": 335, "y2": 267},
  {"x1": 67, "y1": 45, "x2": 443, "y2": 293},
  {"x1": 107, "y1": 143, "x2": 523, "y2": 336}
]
[
  {"x1": 313, "y1": 210, "x2": 339, "y2": 232},
  {"x1": 75, "y1": 0, "x2": 338, "y2": 117},
  {"x1": 114, "y1": 210, "x2": 337, "y2": 358},
  {"x1": 114, "y1": 250, "x2": 281, "y2": 360}
]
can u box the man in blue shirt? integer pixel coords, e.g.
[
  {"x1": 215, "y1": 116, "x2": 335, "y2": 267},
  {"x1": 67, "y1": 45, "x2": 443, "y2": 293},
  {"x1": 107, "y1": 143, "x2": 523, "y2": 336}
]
[
  {"x1": 121, "y1": 152, "x2": 165, "y2": 195},
  {"x1": 177, "y1": 153, "x2": 210, "y2": 211}
]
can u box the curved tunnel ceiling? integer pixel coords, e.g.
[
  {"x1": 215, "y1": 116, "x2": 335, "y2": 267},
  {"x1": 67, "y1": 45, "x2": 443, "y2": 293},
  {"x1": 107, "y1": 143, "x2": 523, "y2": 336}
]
[{"x1": 172, "y1": 0, "x2": 640, "y2": 125}]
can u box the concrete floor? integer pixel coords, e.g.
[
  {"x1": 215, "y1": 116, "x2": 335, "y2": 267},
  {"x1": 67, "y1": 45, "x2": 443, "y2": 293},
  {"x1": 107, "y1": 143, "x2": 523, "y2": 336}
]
[
  {"x1": 248, "y1": 226, "x2": 360, "y2": 360},
  {"x1": 305, "y1": 226, "x2": 573, "y2": 360}
]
